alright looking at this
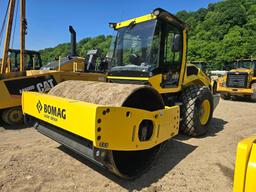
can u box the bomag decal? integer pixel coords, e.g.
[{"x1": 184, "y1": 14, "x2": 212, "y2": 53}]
[
  {"x1": 36, "y1": 100, "x2": 66, "y2": 122},
  {"x1": 44, "y1": 104, "x2": 66, "y2": 120}
]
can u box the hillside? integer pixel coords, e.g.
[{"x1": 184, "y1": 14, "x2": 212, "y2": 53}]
[
  {"x1": 177, "y1": 0, "x2": 256, "y2": 69},
  {"x1": 39, "y1": 0, "x2": 256, "y2": 69},
  {"x1": 39, "y1": 35, "x2": 112, "y2": 65}
]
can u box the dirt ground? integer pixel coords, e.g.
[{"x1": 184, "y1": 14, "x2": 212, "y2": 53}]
[{"x1": 0, "y1": 99, "x2": 256, "y2": 192}]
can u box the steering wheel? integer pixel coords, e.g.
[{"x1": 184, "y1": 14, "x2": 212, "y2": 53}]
[{"x1": 129, "y1": 54, "x2": 141, "y2": 65}]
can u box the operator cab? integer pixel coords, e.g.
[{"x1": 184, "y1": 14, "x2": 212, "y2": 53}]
[
  {"x1": 7, "y1": 49, "x2": 42, "y2": 71},
  {"x1": 107, "y1": 8, "x2": 187, "y2": 88},
  {"x1": 233, "y1": 59, "x2": 256, "y2": 76}
]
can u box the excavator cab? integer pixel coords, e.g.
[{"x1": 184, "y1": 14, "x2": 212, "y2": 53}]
[
  {"x1": 107, "y1": 8, "x2": 186, "y2": 89},
  {"x1": 0, "y1": 49, "x2": 42, "y2": 77},
  {"x1": 8, "y1": 49, "x2": 42, "y2": 71},
  {"x1": 0, "y1": 49, "x2": 42, "y2": 74}
]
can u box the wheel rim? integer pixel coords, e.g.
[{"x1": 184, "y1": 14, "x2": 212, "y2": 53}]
[
  {"x1": 8, "y1": 109, "x2": 23, "y2": 124},
  {"x1": 200, "y1": 99, "x2": 210, "y2": 125}
]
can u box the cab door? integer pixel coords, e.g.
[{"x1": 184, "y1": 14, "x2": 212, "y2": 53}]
[{"x1": 159, "y1": 23, "x2": 183, "y2": 89}]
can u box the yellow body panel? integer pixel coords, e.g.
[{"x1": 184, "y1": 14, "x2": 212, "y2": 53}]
[
  {"x1": 147, "y1": 74, "x2": 181, "y2": 93},
  {"x1": 183, "y1": 73, "x2": 210, "y2": 87},
  {"x1": 0, "y1": 71, "x2": 106, "y2": 110},
  {"x1": 107, "y1": 76, "x2": 149, "y2": 81},
  {"x1": 22, "y1": 92, "x2": 179, "y2": 151},
  {"x1": 233, "y1": 136, "x2": 256, "y2": 192},
  {"x1": 184, "y1": 65, "x2": 211, "y2": 87},
  {"x1": 218, "y1": 86, "x2": 253, "y2": 95},
  {"x1": 59, "y1": 71, "x2": 106, "y2": 82},
  {"x1": 245, "y1": 144, "x2": 256, "y2": 191},
  {"x1": 230, "y1": 68, "x2": 252, "y2": 74},
  {"x1": 58, "y1": 57, "x2": 85, "y2": 72},
  {"x1": 0, "y1": 71, "x2": 24, "y2": 78},
  {"x1": 115, "y1": 14, "x2": 157, "y2": 29},
  {"x1": 26, "y1": 70, "x2": 57, "y2": 76},
  {"x1": 217, "y1": 68, "x2": 256, "y2": 96},
  {"x1": 0, "y1": 80, "x2": 21, "y2": 109},
  {"x1": 0, "y1": 72, "x2": 60, "y2": 110},
  {"x1": 107, "y1": 71, "x2": 209, "y2": 95}
]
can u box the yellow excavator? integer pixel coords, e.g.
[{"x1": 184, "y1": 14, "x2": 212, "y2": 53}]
[
  {"x1": 0, "y1": 0, "x2": 104, "y2": 124},
  {"x1": 22, "y1": 8, "x2": 220, "y2": 179},
  {"x1": 0, "y1": 0, "x2": 55, "y2": 124}
]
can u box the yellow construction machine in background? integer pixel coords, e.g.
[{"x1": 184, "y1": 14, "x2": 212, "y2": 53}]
[
  {"x1": 0, "y1": 70, "x2": 105, "y2": 124},
  {"x1": 0, "y1": 27, "x2": 106, "y2": 125},
  {"x1": 233, "y1": 136, "x2": 256, "y2": 192},
  {"x1": 40, "y1": 26, "x2": 86, "y2": 72},
  {"x1": 0, "y1": 0, "x2": 55, "y2": 124},
  {"x1": 218, "y1": 59, "x2": 256, "y2": 101},
  {"x1": 22, "y1": 8, "x2": 220, "y2": 179},
  {"x1": 0, "y1": 0, "x2": 104, "y2": 124}
]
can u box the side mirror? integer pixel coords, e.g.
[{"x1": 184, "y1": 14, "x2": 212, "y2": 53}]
[{"x1": 172, "y1": 34, "x2": 182, "y2": 52}]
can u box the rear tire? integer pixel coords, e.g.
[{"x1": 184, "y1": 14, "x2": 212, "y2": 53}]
[
  {"x1": 221, "y1": 93, "x2": 230, "y2": 100},
  {"x1": 1, "y1": 107, "x2": 23, "y2": 125},
  {"x1": 180, "y1": 85, "x2": 214, "y2": 136}
]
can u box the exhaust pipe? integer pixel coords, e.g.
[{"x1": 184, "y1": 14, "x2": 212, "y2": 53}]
[{"x1": 69, "y1": 25, "x2": 77, "y2": 57}]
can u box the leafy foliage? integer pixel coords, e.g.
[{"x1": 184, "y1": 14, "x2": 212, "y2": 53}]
[
  {"x1": 40, "y1": 0, "x2": 256, "y2": 69},
  {"x1": 39, "y1": 35, "x2": 112, "y2": 65},
  {"x1": 177, "y1": 0, "x2": 256, "y2": 69}
]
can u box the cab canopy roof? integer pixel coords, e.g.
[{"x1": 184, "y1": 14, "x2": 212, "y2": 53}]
[{"x1": 110, "y1": 8, "x2": 187, "y2": 31}]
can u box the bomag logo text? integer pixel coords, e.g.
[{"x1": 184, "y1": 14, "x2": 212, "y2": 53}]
[{"x1": 44, "y1": 104, "x2": 66, "y2": 120}]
